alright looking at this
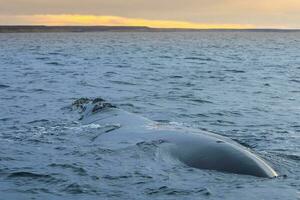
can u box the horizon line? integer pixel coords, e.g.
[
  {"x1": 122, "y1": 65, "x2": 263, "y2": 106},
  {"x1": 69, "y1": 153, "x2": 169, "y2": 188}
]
[{"x1": 1, "y1": 25, "x2": 300, "y2": 31}]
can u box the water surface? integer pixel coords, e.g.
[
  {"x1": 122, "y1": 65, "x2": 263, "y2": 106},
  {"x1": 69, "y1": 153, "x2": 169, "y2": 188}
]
[{"x1": 0, "y1": 32, "x2": 299, "y2": 199}]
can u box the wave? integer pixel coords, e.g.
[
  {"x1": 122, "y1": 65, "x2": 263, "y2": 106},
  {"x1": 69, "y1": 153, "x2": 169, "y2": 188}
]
[{"x1": 0, "y1": 84, "x2": 10, "y2": 88}]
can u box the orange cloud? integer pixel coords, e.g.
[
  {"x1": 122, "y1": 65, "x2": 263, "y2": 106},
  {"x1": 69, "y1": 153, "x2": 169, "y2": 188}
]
[{"x1": 0, "y1": 15, "x2": 255, "y2": 29}]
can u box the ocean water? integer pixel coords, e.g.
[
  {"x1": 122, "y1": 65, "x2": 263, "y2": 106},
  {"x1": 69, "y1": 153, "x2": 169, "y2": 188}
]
[{"x1": 0, "y1": 31, "x2": 299, "y2": 199}]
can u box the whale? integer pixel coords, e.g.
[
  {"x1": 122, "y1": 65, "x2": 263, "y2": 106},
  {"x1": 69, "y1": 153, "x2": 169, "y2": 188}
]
[{"x1": 72, "y1": 97, "x2": 278, "y2": 178}]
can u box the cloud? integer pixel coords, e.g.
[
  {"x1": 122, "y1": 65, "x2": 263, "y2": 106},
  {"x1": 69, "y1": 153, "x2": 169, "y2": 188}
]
[
  {"x1": 1, "y1": 0, "x2": 300, "y2": 28},
  {"x1": 0, "y1": 15, "x2": 255, "y2": 29}
]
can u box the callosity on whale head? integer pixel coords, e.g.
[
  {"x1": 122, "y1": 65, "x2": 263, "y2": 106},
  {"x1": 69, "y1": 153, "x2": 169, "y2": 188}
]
[{"x1": 72, "y1": 98, "x2": 278, "y2": 178}]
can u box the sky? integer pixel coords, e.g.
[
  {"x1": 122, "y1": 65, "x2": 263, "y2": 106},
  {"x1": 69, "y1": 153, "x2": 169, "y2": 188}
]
[{"x1": 0, "y1": 0, "x2": 300, "y2": 29}]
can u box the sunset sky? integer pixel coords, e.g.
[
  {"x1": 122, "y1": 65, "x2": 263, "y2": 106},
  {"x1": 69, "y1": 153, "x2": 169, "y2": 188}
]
[{"x1": 1, "y1": 0, "x2": 300, "y2": 29}]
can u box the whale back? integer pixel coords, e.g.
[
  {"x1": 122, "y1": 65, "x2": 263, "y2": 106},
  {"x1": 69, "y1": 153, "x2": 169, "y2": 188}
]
[
  {"x1": 166, "y1": 132, "x2": 277, "y2": 177},
  {"x1": 73, "y1": 98, "x2": 278, "y2": 178}
]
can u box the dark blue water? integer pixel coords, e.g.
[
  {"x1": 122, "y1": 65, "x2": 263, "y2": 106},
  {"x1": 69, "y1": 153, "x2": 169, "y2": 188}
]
[{"x1": 0, "y1": 32, "x2": 299, "y2": 199}]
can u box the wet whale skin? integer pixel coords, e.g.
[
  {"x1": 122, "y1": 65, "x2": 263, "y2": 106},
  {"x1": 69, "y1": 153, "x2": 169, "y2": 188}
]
[{"x1": 78, "y1": 99, "x2": 278, "y2": 178}]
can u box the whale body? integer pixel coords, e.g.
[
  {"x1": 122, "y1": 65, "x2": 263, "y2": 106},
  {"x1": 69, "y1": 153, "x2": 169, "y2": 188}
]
[{"x1": 73, "y1": 98, "x2": 278, "y2": 178}]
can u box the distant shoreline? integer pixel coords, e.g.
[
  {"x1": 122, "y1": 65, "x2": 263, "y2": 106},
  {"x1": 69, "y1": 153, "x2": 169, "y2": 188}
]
[{"x1": 1, "y1": 25, "x2": 300, "y2": 33}]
